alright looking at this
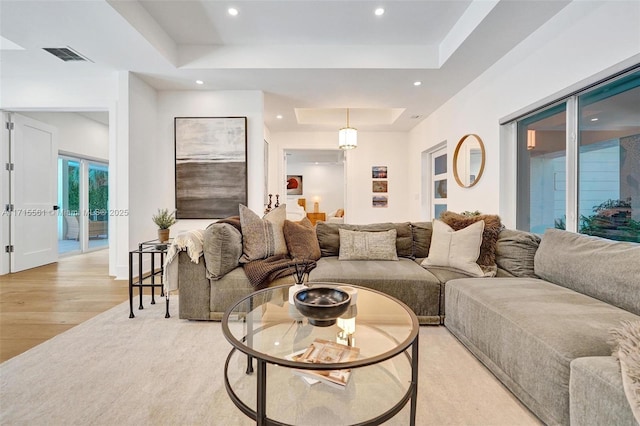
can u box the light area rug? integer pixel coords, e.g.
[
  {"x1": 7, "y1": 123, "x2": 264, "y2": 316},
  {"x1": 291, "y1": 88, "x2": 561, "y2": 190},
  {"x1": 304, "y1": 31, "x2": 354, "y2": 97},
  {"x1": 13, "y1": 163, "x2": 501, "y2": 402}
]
[{"x1": 0, "y1": 297, "x2": 541, "y2": 426}]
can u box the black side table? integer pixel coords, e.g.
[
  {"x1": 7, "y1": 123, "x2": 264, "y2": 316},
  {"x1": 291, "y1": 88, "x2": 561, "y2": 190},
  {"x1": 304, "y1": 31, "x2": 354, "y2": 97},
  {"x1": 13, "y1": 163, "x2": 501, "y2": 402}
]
[{"x1": 128, "y1": 239, "x2": 171, "y2": 318}]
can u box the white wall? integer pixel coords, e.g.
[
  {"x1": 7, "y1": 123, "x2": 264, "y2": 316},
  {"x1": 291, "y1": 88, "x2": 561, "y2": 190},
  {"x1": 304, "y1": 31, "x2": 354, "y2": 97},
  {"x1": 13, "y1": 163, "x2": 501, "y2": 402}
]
[
  {"x1": 270, "y1": 131, "x2": 411, "y2": 224},
  {"x1": 156, "y1": 90, "x2": 265, "y2": 234},
  {"x1": 408, "y1": 0, "x2": 640, "y2": 227},
  {"x1": 18, "y1": 112, "x2": 109, "y2": 160},
  {"x1": 286, "y1": 162, "x2": 344, "y2": 215},
  {"x1": 0, "y1": 74, "x2": 119, "y2": 276}
]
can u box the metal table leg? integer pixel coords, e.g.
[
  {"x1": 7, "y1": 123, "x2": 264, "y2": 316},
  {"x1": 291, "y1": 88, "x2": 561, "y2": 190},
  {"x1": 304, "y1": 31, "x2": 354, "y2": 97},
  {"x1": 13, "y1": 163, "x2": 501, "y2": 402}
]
[
  {"x1": 150, "y1": 251, "x2": 156, "y2": 305},
  {"x1": 138, "y1": 249, "x2": 144, "y2": 310},
  {"x1": 128, "y1": 251, "x2": 135, "y2": 318}
]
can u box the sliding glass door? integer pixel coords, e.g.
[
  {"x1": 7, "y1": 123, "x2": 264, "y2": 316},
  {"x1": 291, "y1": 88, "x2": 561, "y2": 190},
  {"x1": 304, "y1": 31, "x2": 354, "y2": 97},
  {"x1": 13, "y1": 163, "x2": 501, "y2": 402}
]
[{"x1": 58, "y1": 156, "x2": 109, "y2": 254}]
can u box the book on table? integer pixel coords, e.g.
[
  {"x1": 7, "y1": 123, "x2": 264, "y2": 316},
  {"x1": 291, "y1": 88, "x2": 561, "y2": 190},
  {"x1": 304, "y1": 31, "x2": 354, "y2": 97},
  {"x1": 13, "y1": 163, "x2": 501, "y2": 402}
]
[{"x1": 287, "y1": 338, "x2": 360, "y2": 389}]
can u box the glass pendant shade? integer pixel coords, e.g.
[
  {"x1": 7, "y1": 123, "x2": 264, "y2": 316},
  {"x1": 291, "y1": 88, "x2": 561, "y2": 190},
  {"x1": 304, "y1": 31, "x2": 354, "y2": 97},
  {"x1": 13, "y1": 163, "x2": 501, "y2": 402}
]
[
  {"x1": 338, "y1": 127, "x2": 357, "y2": 150},
  {"x1": 338, "y1": 108, "x2": 357, "y2": 150}
]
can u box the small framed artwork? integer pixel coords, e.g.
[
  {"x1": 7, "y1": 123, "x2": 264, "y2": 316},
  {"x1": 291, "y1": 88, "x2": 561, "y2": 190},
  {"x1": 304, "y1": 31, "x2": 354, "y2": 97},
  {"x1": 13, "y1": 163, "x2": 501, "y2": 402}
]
[
  {"x1": 287, "y1": 175, "x2": 303, "y2": 195},
  {"x1": 372, "y1": 166, "x2": 388, "y2": 178},
  {"x1": 372, "y1": 180, "x2": 388, "y2": 193},
  {"x1": 372, "y1": 195, "x2": 388, "y2": 208}
]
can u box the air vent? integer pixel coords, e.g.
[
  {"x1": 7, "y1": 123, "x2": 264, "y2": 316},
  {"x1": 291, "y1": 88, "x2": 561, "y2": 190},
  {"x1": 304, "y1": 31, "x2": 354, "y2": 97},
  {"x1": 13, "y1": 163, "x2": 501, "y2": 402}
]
[{"x1": 43, "y1": 47, "x2": 91, "y2": 62}]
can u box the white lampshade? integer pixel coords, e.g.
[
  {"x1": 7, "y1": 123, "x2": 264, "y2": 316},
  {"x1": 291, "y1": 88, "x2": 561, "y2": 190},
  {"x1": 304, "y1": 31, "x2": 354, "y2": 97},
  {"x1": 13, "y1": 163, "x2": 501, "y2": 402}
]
[{"x1": 338, "y1": 127, "x2": 357, "y2": 150}]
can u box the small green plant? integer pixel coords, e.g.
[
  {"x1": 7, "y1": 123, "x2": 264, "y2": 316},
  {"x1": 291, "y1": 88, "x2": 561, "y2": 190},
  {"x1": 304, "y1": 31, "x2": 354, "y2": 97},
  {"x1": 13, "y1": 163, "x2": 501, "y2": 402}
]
[
  {"x1": 461, "y1": 210, "x2": 481, "y2": 217},
  {"x1": 152, "y1": 208, "x2": 176, "y2": 229}
]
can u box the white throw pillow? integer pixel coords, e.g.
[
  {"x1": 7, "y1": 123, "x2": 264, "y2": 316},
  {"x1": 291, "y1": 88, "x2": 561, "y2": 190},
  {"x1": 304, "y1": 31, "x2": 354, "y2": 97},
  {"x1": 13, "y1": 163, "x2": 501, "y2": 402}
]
[
  {"x1": 421, "y1": 219, "x2": 485, "y2": 277},
  {"x1": 338, "y1": 228, "x2": 398, "y2": 261}
]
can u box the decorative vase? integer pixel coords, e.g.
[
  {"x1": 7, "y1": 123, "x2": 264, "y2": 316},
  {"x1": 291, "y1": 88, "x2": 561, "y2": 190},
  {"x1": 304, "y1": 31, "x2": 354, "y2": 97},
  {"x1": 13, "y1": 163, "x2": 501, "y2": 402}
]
[
  {"x1": 157, "y1": 229, "x2": 170, "y2": 243},
  {"x1": 289, "y1": 283, "x2": 306, "y2": 305}
]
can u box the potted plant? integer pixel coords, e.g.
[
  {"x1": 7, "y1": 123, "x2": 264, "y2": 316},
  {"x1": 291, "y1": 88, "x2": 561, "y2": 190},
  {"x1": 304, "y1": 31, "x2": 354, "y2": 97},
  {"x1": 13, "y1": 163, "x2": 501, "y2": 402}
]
[{"x1": 152, "y1": 208, "x2": 176, "y2": 243}]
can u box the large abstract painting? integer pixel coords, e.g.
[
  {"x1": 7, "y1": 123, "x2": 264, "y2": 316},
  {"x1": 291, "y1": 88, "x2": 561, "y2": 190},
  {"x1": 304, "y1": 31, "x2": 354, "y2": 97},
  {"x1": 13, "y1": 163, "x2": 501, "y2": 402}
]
[{"x1": 175, "y1": 117, "x2": 247, "y2": 219}]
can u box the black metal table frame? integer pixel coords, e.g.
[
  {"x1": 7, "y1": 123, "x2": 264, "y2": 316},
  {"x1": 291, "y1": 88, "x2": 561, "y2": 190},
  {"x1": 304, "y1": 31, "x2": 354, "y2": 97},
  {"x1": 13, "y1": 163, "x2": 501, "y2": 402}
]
[
  {"x1": 128, "y1": 239, "x2": 170, "y2": 319},
  {"x1": 222, "y1": 284, "x2": 419, "y2": 426}
]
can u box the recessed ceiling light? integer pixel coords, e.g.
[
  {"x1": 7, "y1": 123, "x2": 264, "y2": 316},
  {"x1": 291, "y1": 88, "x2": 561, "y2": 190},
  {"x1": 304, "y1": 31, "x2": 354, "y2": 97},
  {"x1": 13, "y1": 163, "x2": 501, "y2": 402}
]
[
  {"x1": 590, "y1": 117, "x2": 599, "y2": 122},
  {"x1": 276, "y1": 115, "x2": 283, "y2": 119},
  {"x1": 228, "y1": 7, "x2": 238, "y2": 16},
  {"x1": 413, "y1": 81, "x2": 422, "y2": 86},
  {"x1": 375, "y1": 8, "x2": 385, "y2": 16},
  {"x1": 195, "y1": 80, "x2": 204, "y2": 85}
]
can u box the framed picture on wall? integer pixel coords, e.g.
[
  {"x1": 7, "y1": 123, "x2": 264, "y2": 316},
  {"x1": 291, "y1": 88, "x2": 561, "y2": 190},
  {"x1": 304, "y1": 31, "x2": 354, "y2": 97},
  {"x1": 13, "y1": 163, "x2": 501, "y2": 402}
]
[
  {"x1": 372, "y1": 195, "x2": 388, "y2": 208},
  {"x1": 287, "y1": 175, "x2": 303, "y2": 195},
  {"x1": 372, "y1": 166, "x2": 388, "y2": 179},
  {"x1": 174, "y1": 117, "x2": 247, "y2": 219},
  {"x1": 372, "y1": 180, "x2": 388, "y2": 193}
]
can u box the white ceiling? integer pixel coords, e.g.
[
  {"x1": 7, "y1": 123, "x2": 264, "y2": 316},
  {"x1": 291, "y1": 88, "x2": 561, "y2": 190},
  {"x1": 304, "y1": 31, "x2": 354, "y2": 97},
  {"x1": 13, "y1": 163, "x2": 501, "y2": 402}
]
[{"x1": 0, "y1": 0, "x2": 572, "y2": 132}]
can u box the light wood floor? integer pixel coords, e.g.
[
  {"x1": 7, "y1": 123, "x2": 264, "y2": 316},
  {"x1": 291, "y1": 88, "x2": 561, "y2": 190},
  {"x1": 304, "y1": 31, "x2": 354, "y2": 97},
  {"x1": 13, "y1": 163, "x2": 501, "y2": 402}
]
[{"x1": 0, "y1": 250, "x2": 128, "y2": 363}]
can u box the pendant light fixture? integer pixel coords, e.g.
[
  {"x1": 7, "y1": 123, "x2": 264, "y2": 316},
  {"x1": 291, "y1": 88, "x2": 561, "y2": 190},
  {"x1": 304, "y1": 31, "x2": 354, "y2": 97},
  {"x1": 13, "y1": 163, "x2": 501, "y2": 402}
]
[{"x1": 338, "y1": 108, "x2": 357, "y2": 150}]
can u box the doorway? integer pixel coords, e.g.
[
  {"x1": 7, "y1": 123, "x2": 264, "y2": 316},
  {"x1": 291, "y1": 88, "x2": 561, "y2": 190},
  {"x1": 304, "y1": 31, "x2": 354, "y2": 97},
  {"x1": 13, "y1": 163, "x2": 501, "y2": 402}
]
[{"x1": 284, "y1": 149, "x2": 346, "y2": 220}]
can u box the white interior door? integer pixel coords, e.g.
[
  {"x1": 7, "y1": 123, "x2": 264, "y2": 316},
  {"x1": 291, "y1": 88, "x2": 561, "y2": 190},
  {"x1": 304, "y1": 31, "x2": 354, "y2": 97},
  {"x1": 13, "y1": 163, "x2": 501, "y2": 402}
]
[{"x1": 10, "y1": 113, "x2": 58, "y2": 272}]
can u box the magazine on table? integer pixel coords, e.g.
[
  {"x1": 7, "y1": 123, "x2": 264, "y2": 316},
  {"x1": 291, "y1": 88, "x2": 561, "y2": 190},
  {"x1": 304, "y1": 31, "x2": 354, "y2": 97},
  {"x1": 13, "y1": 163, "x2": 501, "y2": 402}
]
[{"x1": 286, "y1": 338, "x2": 360, "y2": 389}]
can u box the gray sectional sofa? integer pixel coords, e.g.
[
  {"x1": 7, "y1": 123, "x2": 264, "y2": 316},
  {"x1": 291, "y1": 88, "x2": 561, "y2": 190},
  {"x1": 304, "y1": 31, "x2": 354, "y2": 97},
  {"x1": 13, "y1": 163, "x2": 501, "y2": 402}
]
[
  {"x1": 177, "y1": 220, "x2": 483, "y2": 324},
  {"x1": 445, "y1": 228, "x2": 639, "y2": 425},
  {"x1": 174, "y1": 220, "x2": 639, "y2": 425}
]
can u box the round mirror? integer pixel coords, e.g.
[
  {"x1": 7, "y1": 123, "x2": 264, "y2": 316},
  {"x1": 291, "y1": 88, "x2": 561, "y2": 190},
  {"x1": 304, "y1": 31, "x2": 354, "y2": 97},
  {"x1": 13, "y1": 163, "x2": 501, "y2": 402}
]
[{"x1": 453, "y1": 134, "x2": 485, "y2": 188}]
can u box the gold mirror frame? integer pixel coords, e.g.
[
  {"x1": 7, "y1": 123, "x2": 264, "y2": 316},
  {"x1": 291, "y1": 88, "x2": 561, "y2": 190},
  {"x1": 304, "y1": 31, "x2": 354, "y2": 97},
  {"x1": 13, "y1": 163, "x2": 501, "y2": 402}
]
[{"x1": 453, "y1": 134, "x2": 486, "y2": 188}]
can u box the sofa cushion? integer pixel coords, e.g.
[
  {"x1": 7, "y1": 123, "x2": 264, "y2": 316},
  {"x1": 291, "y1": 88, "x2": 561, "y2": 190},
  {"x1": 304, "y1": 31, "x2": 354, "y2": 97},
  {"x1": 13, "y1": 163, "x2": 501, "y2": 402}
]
[
  {"x1": 283, "y1": 217, "x2": 321, "y2": 260},
  {"x1": 444, "y1": 277, "x2": 640, "y2": 426},
  {"x1": 316, "y1": 222, "x2": 353, "y2": 256},
  {"x1": 411, "y1": 221, "x2": 432, "y2": 258},
  {"x1": 534, "y1": 228, "x2": 640, "y2": 315},
  {"x1": 239, "y1": 204, "x2": 287, "y2": 263},
  {"x1": 203, "y1": 222, "x2": 243, "y2": 280},
  {"x1": 570, "y1": 357, "x2": 638, "y2": 426},
  {"x1": 308, "y1": 256, "x2": 441, "y2": 324},
  {"x1": 495, "y1": 229, "x2": 540, "y2": 278},
  {"x1": 440, "y1": 211, "x2": 502, "y2": 276},
  {"x1": 338, "y1": 228, "x2": 398, "y2": 261},
  {"x1": 355, "y1": 222, "x2": 413, "y2": 258},
  {"x1": 421, "y1": 219, "x2": 485, "y2": 277},
  {"x1": 316, "y1": 221, "x2": 413, "y2": 258}
]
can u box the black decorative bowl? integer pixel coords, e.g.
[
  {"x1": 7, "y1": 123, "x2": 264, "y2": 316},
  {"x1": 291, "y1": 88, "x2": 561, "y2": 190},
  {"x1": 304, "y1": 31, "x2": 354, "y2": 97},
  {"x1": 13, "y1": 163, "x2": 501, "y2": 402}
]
[{"x1": 294, "y1": 287, "x2": 351, "y2": 327}]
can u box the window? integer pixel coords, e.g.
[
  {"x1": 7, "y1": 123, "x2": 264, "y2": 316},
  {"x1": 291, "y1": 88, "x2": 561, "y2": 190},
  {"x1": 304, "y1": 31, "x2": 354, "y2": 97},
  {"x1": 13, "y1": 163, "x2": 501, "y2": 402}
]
[
  {"x1": 513, "y1": 68, "x2": 639, "y2": 242},
  {"x1": 432, "y1": 148, "x2": 447, "y2": 219},
  {"x1": 577, "y1": 72, "x2": 640, "y2": 242},
  {"x1": 517, "y1": 104, "x2": 567, "y2": 233}
]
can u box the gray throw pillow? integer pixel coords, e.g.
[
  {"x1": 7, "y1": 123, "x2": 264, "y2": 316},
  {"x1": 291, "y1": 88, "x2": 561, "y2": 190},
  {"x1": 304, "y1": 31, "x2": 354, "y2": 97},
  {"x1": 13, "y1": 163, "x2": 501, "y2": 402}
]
[
  {"x1": 203, "y1": 223, "x2": 243, "y2": 280},
  {"x1": 338, "y1": 228, "x2": 399, "y2": 261},
  {"x1": 357, "y1": 222, "x2": 413, "y2": 258},
  {"x1": 239, "y1": 204, "x2": 287, "y2": 263},
  {"x1": 316, "y1": 222, "x2": 358, "y2": 257},
  {"x1": 495, "y1": 229, "x2": 540, "y2": 278},
  {"x1": 411, "y1": 222, "x2": 433, "y2": 258}
]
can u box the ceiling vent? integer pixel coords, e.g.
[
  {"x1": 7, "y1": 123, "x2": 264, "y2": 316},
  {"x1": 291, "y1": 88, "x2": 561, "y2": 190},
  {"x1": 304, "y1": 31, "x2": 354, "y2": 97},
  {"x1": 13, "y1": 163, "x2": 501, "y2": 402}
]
[{"x1": 43, "y1": 47, "x2": 92, "y2": 62}]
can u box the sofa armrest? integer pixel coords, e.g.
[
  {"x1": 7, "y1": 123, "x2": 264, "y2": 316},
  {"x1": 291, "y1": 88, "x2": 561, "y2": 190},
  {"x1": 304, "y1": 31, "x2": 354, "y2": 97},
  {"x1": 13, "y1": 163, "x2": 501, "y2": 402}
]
[{"x1": 177, "y1": 251, "x2": 211, "y2": 320}]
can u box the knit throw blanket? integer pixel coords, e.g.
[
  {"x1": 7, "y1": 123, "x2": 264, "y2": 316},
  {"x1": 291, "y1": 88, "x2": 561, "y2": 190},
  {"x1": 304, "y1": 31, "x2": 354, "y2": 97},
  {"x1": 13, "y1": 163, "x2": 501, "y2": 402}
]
[
  {"x1": 610, "y1": 320, "x2": 640, "y2": 423},
  {"x1": 244, "y1": 255, "x2": 316, "y2": 289},
  {"x1": 163, "y1": 229, "x2": 205, "y2": 294}
]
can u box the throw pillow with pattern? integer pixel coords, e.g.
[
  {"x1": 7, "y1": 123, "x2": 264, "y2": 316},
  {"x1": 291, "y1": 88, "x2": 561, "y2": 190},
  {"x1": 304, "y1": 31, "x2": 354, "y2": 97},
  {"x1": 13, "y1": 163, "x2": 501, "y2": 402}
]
[{"x1": 239, "y1": 204, "x2": 287, "y2": 263}]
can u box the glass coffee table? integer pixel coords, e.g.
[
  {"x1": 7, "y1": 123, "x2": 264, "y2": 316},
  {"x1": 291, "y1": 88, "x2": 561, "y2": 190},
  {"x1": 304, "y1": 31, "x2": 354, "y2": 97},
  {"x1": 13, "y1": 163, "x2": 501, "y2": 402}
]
[{"x1": 222, "y1": 283, "x2": 419, "y2": 426}]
